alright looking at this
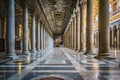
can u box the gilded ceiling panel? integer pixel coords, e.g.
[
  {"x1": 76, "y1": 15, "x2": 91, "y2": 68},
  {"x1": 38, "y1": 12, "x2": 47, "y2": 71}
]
[{"x1": 40, "y1": 0, "x2": 76, "y2": 34}]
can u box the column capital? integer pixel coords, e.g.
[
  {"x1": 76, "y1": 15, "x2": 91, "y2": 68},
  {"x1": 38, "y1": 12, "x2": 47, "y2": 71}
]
[
  {"x1": 70, "y1": 18, "x2": 73, "y2": 22},
  {"x1": 80, "y1": 1, "x2": 86, "y2": 9},
  {"x1": 76, "y1": 6, "x2": 80, "y2": 12},
  {"x1": 69, "y1": 22, "x2": 72, "y2": 25},
  {"x1": 76, "y1": 0, "x2": 80, "y2": 13},
  {"x1": 73, "y1": 8, "x2": 76, "y2": 15},
  {"x1": 72, "y1": 13, "x2": 76, "y2": 18}
]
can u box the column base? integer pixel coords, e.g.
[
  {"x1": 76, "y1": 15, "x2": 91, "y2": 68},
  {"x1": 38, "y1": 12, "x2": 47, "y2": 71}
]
[
  {"x1": 78, "y1": 49, "x2": 85, "y2": 53},
  {"x1": 72, "y1": 49, "x2": 74, "y2": 51},
  {"x1": 30, "y1": 50, "x2": 36, "y2": 56},
  {"x1": 73, "y1": 48, "x2": 76, "y2": 51},
  {"x1": 81, "y1": 48, "x2": 85, "y2": 51},
  {"x1": 31, "y1": 50, "x2": 37, "y2": 53},
  {"x1": 94, "y1": 53, "x2": 115, "y2": 59},
  {"x1": 5, "y1": 53, "x2": 19, "y2": 59},
  {"x1": 37, "y1": 50, "x2": 42, "y2": 57},
  {"x1": 23, "y1": 51, "x2": 30, "y2": 55},
  {"x1": 77, "y1": 49, "x2": 81, "y2": 53},
  {"x1": 37, "y1": 49, "x2": 41, "y2": 53},
  {"x1": 84, "y1": 50, "x2": 94, "y2": 55},
  {"x1": 73, "y1": 47, "x2": 76, "y2": 51}
]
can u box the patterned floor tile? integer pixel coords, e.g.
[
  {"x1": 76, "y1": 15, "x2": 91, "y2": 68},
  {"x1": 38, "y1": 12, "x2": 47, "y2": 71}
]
[{"x1": 22, "y1": 72, "x2": 83, "y2": 80}]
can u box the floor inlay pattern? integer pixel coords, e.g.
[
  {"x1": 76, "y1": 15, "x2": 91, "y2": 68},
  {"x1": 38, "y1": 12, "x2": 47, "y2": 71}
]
[
  {"x1": 0, "y1": 47, "x2": 120, "y2": 80},
  {"x1": 22, "y1": 72, "x2": 83, "y2": 80},
  {"x1": 33, "y1": 67, "x2": 76, "y2": 70}
]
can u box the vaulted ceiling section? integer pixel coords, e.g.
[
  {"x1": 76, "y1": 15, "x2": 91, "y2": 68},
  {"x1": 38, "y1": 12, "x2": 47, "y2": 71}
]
[
  {"x1": 39, "y1": 0, "x2": 77, "y2": 35},
  {"x1": 0, "y1": 0, "x2": 77, "y2": 36}
]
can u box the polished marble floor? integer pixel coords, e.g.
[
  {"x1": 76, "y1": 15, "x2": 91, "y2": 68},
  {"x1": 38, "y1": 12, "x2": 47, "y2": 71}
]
[{"x1": 0, "y1": 47, "x2": 120, "y2": 80}]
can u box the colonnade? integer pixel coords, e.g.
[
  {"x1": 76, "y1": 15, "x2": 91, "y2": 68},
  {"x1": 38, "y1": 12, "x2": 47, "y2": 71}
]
[
  {"x1": 109, "y1": 26, "x2": 120, "y2": 49},
  {"x1": 0, "y1": 0, "x2": 54, "y2": 59},
  {"x1": 94, "y1": 25, "x2": 120, "y2": 50},
  {"x1": 64, "y1": 0, "x2": 112, "y2": 59}
]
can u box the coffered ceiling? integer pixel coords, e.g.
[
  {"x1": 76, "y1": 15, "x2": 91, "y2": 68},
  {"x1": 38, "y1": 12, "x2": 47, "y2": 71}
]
[
  {"x1": 0, "y1": 0, "x2": 116, "y2": 36},
  {"x1": 39, "y1": 0, "x2": 77, "y2": 35}
]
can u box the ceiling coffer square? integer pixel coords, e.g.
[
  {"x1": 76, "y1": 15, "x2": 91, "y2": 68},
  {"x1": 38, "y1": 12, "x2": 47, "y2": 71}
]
[{"x1": 54, "y1": 12, "x2": 63, "y2": 19}]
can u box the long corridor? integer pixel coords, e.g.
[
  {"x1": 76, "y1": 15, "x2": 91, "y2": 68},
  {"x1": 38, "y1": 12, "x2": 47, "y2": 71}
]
[
  {"x1": 1, "y1": 0, "x2": 120, "y2": 80},
  {"x1": 0, "y1": 48, "x2": 120, "y2": 80}
]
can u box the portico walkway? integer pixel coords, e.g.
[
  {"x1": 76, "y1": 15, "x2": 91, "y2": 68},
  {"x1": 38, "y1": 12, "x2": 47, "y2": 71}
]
[{"x1": 0, "y1": 47, "x2": 120, "y2": 80}]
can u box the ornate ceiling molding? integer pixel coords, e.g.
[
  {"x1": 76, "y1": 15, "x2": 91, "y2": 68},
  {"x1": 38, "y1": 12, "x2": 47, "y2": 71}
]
[
  {"x1": 39, "y1": 0, "x2": 76, "y2": 34},
  {"x1": 41, "y1": 0, "x2": 56, "y2": 5},
  {"x1": 57, "y1": 0, "x2": 72, "y2": 5}
]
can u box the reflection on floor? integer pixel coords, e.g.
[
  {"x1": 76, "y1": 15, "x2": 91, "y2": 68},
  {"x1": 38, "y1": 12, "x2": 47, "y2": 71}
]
[{"x1": 0, "y1": 47, "x2": 120, "y2": 80}]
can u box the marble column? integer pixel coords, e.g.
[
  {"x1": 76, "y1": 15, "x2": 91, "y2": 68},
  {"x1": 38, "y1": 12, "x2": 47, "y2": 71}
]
[
  {"x1": 0, "y1": 19, "x2": 5, "y2": 38},
  {"x1": 43, "y1": 27, "x2": 45, "y2": 49},
  {"x1": 77, "y1": 8, "x2": 80, "y2": 52},
  {"x1": 43, "y1": 28, "x2": 45, "y2": 49},
  {"x1": 67, "y1": 32, "x2": 69, "y2": 48},
  {"x1": 71, "y1": 20, "x2": 74, "y2": 49},
  {"x1": 66, "y1": 29, "x2": 68, "y2": 48},
  {"x1": 46, "y1": 31, "x2": 49, "y2": 48},
  {"x1": 95, "y1": 0, "x2": 111, "y2": 59},
  {"x1": 6, "y1": 0, "x2": 18, "y2": 59},
  {"x1": 0, "y1": 18, "x2": 1, "y2": 38},
  {"x1": 64, "y1": 35, "x2": 65, "y2": 47},
  {"x1": 65, "y1": 34, "x2": 67, "y2": 47},
  {"x1": 42, "y1": 26, "x2": 44, "y2": 49},
  {"x1": 85, "y1": 0, "x2": 93, "y2": 54},
  {"x1": 40, "y1": 24, "x2": 43, "y2": 50},
  {"x1": 79, "y1": 3, "x2": 85, "y2": 52},
  {"x1": 75, "y1": 12, "x2": 78, "y2": 51},
  {"x1": 117, "y1": 28, "x2": 119, "y2": 49},
  {"x1": 66, "y1": 33, "x2": 67, "y2": 47},
  {"x1": 45, "y1": 29, "x2": 47, "y2": 48},
  {"x1": 40, "y1": 24, "x2": 42, "y2": 49},
  {"x1": 46, "y1": 30, "x2": 47, "y2": 48},
  {"x1": 70, "y1": 25, "x2": 72, "y2": 49},
  {"x1": 3, "y1": 18, "x2": 6, "y2": 39},
  {"x1": 68, "y1": 29, "x2": 70, "y2": 48},
  {"x1": 23, "y1": 0, "x2": 29, "y2": 54},
  {"x1": 15, "y1": 23, "x2": 19, "y2": 38},
  {"x1": 36, "y1": 18, "x2": 41, "y2": 52},
  {"x1": 65, "y1": 35, "x2": 66, "y2": 47},
  {"x1": 45, "y1": 31, "x2": 47, "y2": 48},
  {"x1": 119, "y1": 28, "x2": 120, "y2": 49},
  {"x1": 31, "y1": 12, "x2": 36, "y2": 53},
  {"x1": 73, "y1": 14, "x2": 77, "y2": 50}
]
